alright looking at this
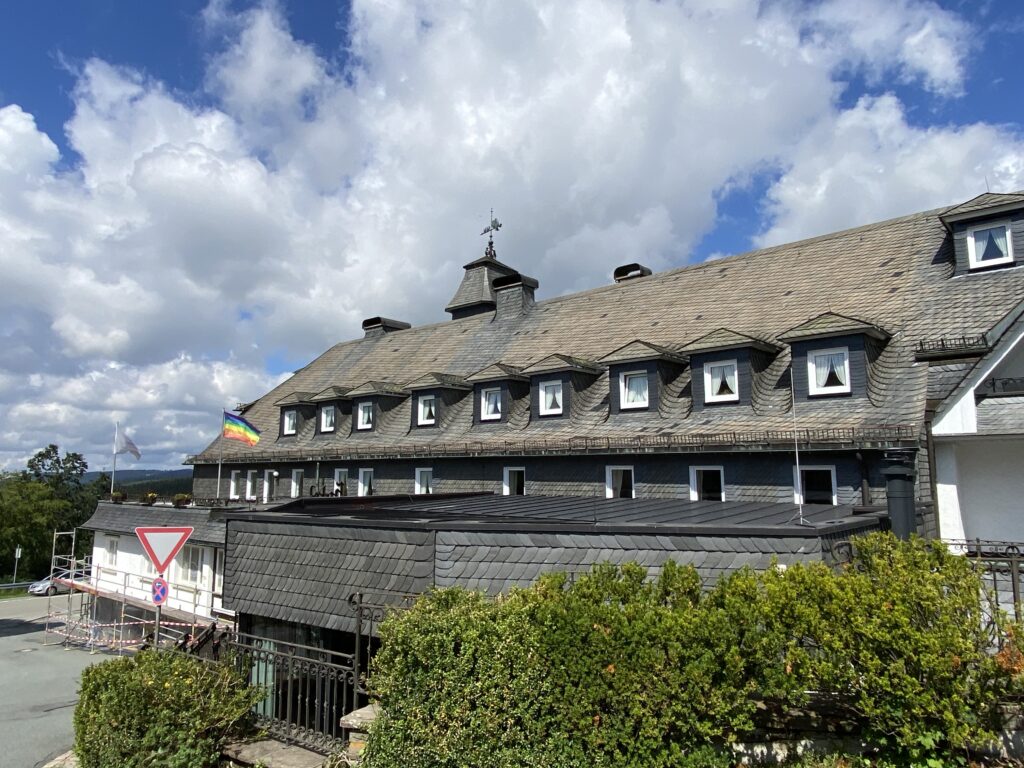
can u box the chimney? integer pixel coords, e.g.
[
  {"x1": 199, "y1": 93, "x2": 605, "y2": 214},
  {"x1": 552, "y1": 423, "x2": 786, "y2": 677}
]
[
  {"x1": 613, "y1": 263, "x2": 653, "y2": 283},
  {"x1": 492, "y1": 272, "x2": 538, "y2": 318},
  {"x1": 882, "y1": 450, "x2": 917, "y2": 539},
  {"x1": 362, "y1": 317, "x2": 412, "y2": 339}
]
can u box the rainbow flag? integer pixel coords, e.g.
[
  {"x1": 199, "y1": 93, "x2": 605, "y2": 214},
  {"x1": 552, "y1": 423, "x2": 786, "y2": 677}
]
[{"x1": 222, "y1": 411, "x2": 261, "y2": 446}]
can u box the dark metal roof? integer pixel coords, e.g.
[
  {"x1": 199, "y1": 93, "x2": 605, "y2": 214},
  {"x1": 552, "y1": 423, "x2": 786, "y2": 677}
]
[
  {"x1": 82, "y1": 502, "x2": 227, "y2": 545},
  {"x1": 222, "y1": 493, "x2": 884, "y2": 632}
]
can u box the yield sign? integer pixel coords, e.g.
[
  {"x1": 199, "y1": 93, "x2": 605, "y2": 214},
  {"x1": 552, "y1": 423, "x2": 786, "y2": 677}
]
[{"x1": 135, "y1": 527, "x2": 194, "y2": 575}]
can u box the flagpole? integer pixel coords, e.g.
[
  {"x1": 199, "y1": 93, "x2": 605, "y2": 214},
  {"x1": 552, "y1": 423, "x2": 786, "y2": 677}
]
[
  {"x1": 216, "y1": 411, "x2": 223, "y2": 501},
  {"x1": 110, "y1": 421, "x2": 118, "y2": 496}
]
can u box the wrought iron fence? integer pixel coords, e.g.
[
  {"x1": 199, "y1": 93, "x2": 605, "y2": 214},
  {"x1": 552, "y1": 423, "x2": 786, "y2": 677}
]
[{"x1": 946, "y1": 539, "x2": 1024, "y2": 625}]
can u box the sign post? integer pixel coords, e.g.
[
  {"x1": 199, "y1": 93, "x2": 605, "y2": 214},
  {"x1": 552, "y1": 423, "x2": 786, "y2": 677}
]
[
  {"x1": 12, "y1": 546, "x2": 21, "y2": 584},
  {"x1": 135, "y1": 527, "x2": 193, "y2": 648}
]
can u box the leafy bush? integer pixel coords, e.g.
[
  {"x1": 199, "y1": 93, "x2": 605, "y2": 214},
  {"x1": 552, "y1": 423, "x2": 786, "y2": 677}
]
[
  {"x1": 74, "y1": 650, "x2": 263, "y2": 768},
  {"x1": 363, "y1": 534, "x2": 1017, "y2": 768}
]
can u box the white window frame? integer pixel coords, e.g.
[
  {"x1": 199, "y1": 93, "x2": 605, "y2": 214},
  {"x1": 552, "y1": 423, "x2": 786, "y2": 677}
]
[
  {"x1": 966, "y1": 219, "x2": 1014, "y2": 269},
  {"x1": 502, "y1": 466, "x2": 526, "y2": 496},
  {"x1": 480, "y1": 387, "x2": 502, "y2": 421},
  {"x1": 703, "y1": 359, "x2": 739, "y2": 404},
  {"x1": 358, "y1": 468, "x2": 374, "y2": 497},
  {"x1": 417, "y1": 394, "x2": 437, "y2": 426},
  {"x1": 290, "y1": 469, "x2": 304, "y2": 498},
  {"x1": 334, "y1": 468, "x2": 348, "y2": 495},
  {"x1": 605, "y1": 465, "x2": 636, "y2": 499},
  {"x1": 283, "y1": 409, "x2": 297, "y2": 435},
  {"x1": 263, "y1": 469, "x2": 277, "y2": 503},
  {"x1": 229, "y1": 470, "x2": 241, "y2": 500},
  {"x1": 245, "y1": 469, "x2": 258, "y2": 501},
  {"x1": 689, "y1": 465, "x2": 725, "y2": 502},
  {"x1": 619, "y1": 370, "x2": 650, "y2": 410},
  {"x1": 356, "y1": 401, "x2": 373, "y2": 430},
  {"x1": 415, "y1": 467, "x2": 433, "y2": 495},
  {"x1": 538, "y1": 379, "x2": 564, "y2": 416},
  {"x1": 320, "y1": 405, "x2": 336, "y2": 432},
  {"x1": 106, "y1": 535, "x2": 119, "y2": 567},
  {"x1": 793, "y1": 465, "x2": 838, "y2": 506},
  {"x1": 807, "y1": 346, "x2": 851, "y2": 396},
  {"x1": 178, "y1": 544, "x2": 206, "y2": 587}
]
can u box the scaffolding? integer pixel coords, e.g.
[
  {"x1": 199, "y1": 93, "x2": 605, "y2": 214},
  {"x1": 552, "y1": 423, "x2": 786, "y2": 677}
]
[{"x1": 43, "y1": 529, "x2": 231, "y2": 653}]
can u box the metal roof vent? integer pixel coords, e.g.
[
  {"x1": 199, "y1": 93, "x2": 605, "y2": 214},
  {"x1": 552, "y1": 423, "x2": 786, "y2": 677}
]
[
  {"x1": 613, "y1": 263, "x2": 653, "y2": 283},
  {"x1": 362, "y1": 317, "x2": 412, "y2": 338}
]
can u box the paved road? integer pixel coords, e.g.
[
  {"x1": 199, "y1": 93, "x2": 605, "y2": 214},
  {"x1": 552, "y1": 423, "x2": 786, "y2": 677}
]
[{"x1": 0, "y1": 596, "x2": 110, "y2": 768}]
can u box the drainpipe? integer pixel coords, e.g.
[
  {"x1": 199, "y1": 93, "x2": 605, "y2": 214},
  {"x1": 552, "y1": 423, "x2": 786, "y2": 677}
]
[
  {"x1": 856, "y1": 451, "x2": 870, "y2": 506},
  {"x1": 882, "y1": 450, "x2": 917, "y2": 540}
]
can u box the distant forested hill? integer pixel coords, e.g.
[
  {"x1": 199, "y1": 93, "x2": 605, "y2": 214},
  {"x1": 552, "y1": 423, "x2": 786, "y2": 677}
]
[{"x1": 83, "y1": 469, "x2": 193, "y2": 495}]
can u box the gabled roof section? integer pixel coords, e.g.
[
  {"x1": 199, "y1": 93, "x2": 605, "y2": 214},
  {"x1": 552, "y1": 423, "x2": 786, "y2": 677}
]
[
  {"x1": 779, "y1": 313, "x2": 889, "y2": 343},
  {"x1": 274, "y1": 391, "x2": 315, "y2": 406},
  {"x1": 347, "y1": 381, "x2": 410, "y2": 398},
  {"x1": 680, "y1": 328, "x2": 780, "y2": 355},
  {"x1": 465, "y1": 363, "x2": 528, "y2": 383},
  {"x1": 309, "y1": 386, "x2": 351, "y2": 403},
  {"x1": 599, "y1": 340, "x2": 687, "y2": 365},
  {"x1": 445, "y1": 252, "x2": 520, "y2": 315},
  {"x1": 521, "y1": 354, "x2": 602, "y2": 376},
  {"x1": 404, "y1": 372, "x2": 472, "y2": 391},
  {"x1": 940, "y1": 192, "x2": 1024, "y2": 227}
]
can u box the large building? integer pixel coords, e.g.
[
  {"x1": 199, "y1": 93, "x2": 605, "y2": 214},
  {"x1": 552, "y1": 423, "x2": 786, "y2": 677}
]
[{"x1": 187, "y1": 192, "x2": 1024, "y2": 542}]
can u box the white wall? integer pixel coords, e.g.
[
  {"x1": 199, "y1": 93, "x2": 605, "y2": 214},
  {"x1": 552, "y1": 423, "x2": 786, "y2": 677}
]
[
  {"x1": 952, "y1": 438, "x2": 1024, "y2": 541},
  {"x1": 91, "y1": 533, "x2": 224, "y2": 620}
]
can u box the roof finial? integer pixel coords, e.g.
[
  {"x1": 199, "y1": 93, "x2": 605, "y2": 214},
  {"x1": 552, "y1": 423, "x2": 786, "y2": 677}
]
[{"x1": 480, "y1": 208, "x2": 502, "y2": 259}]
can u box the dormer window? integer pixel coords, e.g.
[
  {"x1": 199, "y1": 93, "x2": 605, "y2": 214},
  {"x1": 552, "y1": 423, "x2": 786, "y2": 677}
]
[
  {"x1": 283, "y1": 409, "x2": 297, "y2": 435},
  {"x1": 619, "y1": 371, "x2": 649, "y2": 409},
  {"x1": 320, "y1": 405, "x2": 336, "y2": 432},
  {"x1": 704, "y1": 360, "x2": 738, "y2": 403},
  {"x1": 967, "y1": 221, "x2": 1013, "y2": 269},
  {"x1": 539, "y1": 380, "x2": 563, "y2": 416},
  {"x1": 357, "y1": 401, "x2": 374, "y2": 430},
  {"x1": 808, "y1": 347, "x2": 850, "y2": 396},
  {"x1": 417, "y1": 395, "x2": 437, "y2": 426},
  {"x1": 481, "y1": 387, "x2": 502, "y2": 420}
]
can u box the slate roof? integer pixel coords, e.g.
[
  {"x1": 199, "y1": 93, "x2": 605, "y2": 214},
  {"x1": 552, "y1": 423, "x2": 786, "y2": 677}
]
[
  {"x1": 975, "y1": 397, "x2": 1024, "y2": 436},
  {"x1": 310, "y1": 386, "x2": 351, "y2": 402},
  {"x1": 940, "y1": 192, "x2": 1024, "y2": 223},
  {"x1": 466, "y1": 362, "x2": 527, "y2": 382},
  {"x1": 599, "y1": 340, "x2": 687, "y2": 364},
  {"x1": 445, "y1": 253, "x2": 520, "y2": 313},
  {"x1": 680, "y1": 328, "x2": 779, "y2": 354},
  {"x1": 778, "y1": 312, "x2": 889, "y2": 343},
  {"x1": 192, "y1": 195, "x2": 1024, "y2": 464},
  {"x1": 346, "y1": 381, "x2": 409, "y2": 398},
  {"x1": 222, "y1": 494, "x2": 883, "y2": 631},
  {"x1": 274, "y1": 391, "x2": 314, "y2": 406},
  {"x1": 520, "y1": 354, "x2": 602, "y2": 375},
  {"x1": 82, "y1": 502, "x2": 227, "y2": 546},
  {"x1": 403, "y1": 372, "x2": 472, "y2": 391}
]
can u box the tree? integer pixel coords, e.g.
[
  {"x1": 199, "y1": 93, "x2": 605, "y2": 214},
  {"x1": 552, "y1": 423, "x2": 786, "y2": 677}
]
[
  {"x1": 27, "y1": 444, "x2": 88, "y2": 494},
  {"x1": 0, "y1": 475, "x2": 70, "y2": 578}
]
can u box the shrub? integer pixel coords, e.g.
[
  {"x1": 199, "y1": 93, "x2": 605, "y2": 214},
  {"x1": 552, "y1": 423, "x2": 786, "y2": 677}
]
[
  {"x1": 74, "y1": 650, "x2": 263, "y2": 768},
  {"x1": 364, "y1": 533, "x2": 1018, "y2": 768}
]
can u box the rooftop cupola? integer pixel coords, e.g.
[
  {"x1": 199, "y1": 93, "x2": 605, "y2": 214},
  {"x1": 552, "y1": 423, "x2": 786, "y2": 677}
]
[{"x1": 446, "y1": 212, "x2": 521, "y2": 320}]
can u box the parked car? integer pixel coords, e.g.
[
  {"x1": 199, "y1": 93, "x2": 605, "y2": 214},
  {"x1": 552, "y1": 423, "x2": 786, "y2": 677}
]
[{"x1": 28, "y1": 568, "x2": 91, "y2": 596}]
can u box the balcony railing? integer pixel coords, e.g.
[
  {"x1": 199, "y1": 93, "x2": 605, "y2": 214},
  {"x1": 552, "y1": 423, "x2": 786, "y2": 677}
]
[{"x1": 977, "y1": 377, "x2": 1024, "y2": 398}]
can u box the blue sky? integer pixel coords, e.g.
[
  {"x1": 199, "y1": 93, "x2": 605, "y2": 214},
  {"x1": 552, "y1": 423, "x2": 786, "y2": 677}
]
[{"x1": 0, "y1": 0, "x2": 1022, "y2": 469}]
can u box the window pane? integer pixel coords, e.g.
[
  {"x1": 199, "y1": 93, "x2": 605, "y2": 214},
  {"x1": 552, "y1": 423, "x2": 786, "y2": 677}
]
[
  {"x1": 484, "y1": 389, "x2": 501, "y2": 416},
  {"x1": 611, "y1": 468, "x2": 634, "y2": 498},
  {"x1": 322, "y1": 406, "x2": 335, "y2": 430},
  {"x1": 813, "y1": 351, "x2": 848, "y2": 391},
  {"x1": 334, "y1": 470, "x2": 347, "y2": 495},
  {"x1": 543, "y1": 382, "x2": 562, "y2": 412},
  {"x1": 624, "y1": 374, "x2": 648, "y2": 405},
  {"x1": 974, "y1": 225, "x2": 1009, "y2": 262},
  {"x1": 284, "y1": 410, "x2": 296, "y2": 432},
  {"x1": 709, "y1": 364, "x2": 736, "y2": 397},
  {"x1": 696, "y1": 469, "x2": 723, "y2": 501},
  {"x1": 420, "y1": 396, "x2": 436, "y2": 423},
  {"x1": 508, "y1": 470, "x2": 525, "y2": 496},
  {"x1": 801, "y1": 469, "x2": 834, "y2": 504}
]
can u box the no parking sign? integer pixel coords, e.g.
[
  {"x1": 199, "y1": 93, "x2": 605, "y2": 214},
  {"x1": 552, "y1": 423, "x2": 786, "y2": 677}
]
[{"x1": 152, "y1": 576, "x2": 169, "y2": 606}]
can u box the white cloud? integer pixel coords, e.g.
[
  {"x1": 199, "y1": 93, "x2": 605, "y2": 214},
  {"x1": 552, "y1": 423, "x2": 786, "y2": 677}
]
[
  {"x1": 757, "y1": 94, "x2": 1024, "y2": 246},
  {"x1": 0, "y1": 0, "x2": 1014, "y2": 469}
]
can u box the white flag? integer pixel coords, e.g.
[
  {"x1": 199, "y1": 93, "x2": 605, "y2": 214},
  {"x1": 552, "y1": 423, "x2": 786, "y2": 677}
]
[{"x1": 114, "y1": 425, "x2": 141, "y2": 460}]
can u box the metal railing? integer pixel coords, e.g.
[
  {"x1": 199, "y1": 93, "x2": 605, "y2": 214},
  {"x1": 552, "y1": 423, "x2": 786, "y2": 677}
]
[
  {"x1": 946, "y1": 540, "x2": 1024, "y2": 624},
  {"x1": 915, "y1": 335, "x2": 989, "y2": 358},
  {"x1": 978, "y1": 377, "x2": 1024, "y2": 398},
  {"x1": 224, "y1": 631, "x2": 358, "y2": 753}
]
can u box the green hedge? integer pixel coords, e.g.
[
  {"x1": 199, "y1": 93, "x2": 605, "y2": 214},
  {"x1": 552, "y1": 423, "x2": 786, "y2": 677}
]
[
  {"x1": 74, "y1": 650, "x2": 263, "y2": 768},
  {"x1": 363, "y1": 533, "x2": 1020, "y2": 768}
]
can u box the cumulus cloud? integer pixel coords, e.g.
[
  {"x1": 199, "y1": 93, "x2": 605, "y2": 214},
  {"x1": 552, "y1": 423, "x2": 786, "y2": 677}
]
[{"x1": 0, "y1": 0, "x2": 1016, "y2": 469}]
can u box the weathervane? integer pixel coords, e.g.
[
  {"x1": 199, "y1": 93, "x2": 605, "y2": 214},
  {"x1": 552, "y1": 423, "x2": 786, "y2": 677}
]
[{"x1": 480, "y1": 209, "x2": 502, "y2": 259}]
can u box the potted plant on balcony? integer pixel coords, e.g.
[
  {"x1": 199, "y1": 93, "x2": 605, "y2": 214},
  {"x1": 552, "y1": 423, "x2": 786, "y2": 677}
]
[
  {"x1": 172, "y1": 493, "x2": 192, "y2": 508},
  {"x1": 143, "y1": 491, "x2": 158, "y2": 505},
  {"x1": 110, "y1": 491, "x2": 126, "y2": 503}
]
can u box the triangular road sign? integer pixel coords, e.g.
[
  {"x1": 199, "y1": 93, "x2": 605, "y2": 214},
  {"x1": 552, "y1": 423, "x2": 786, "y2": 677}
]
[{"x1": 135, "y1": 526, "x2": 194, "y2": 575}]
